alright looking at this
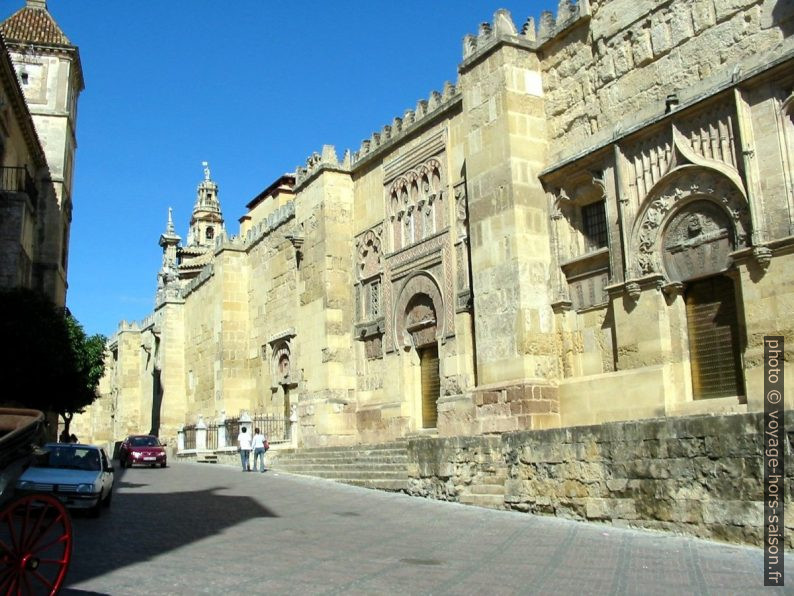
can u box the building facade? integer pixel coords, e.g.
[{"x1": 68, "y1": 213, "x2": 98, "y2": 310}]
[
  {"x1": 80, "y1": 0, "x2": 794, "y2": 451},
  {"x1": 0, "y1": 0, "x2": 82, "y2": 306}
]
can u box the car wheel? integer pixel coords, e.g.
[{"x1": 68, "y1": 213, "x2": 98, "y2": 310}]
[
  {"x1": 102, "y1": 490, "x2": 112, "y2": 509},
  {"x1": 125, "y1": 458, "x2": 132, "y2": 469},
  {"x1": 160, "y1": 462, "x2": 166, "y2": 468}
]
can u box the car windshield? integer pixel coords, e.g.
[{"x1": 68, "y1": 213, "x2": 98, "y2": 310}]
[
  {"x1": 34, "y1": 446, "x2": 100, "y2": 471},
  {"x1": 130, "y1": 436, "x2": 159, "y2": 447}
]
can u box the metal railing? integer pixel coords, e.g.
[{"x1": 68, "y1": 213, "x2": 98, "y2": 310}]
[
  {"x1": 179, "y1": 414, "x2": 291, "y2": 454},
  {"x1": 206, "y1": 424, "x2": 218, "y2": 450},
  {"x1": 225, "y1": 415, "x2": 290, "y2": 444},
  {"x1": 183, "y1": 425, "x2": 196, "y2": 450}
]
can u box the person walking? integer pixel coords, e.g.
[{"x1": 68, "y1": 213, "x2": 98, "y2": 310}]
[
  {"x1": 237, "y1": 426, "x2": 252, "y2": 471},
  {"x1": 251, "y1": 427, "x2": 268, "y2": 473}
]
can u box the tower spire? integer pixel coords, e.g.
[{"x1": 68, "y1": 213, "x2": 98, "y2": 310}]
[
  {"x1": 166, "y1": 206, "x2": 175, "y2": 235},
  {"x1": 187, "y1": 161, "x2": 224, "y2": 247}
]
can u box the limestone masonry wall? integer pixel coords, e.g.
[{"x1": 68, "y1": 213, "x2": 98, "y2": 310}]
[
  {"x1": 542, "y1": 0, "x2": 794, "y2": 164},
  {"x1": 407, "y1": 410, "x2": 794, "y2": 547}
]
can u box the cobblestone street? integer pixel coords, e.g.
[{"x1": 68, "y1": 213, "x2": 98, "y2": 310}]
[{"x1": 61, "y1": 462, "x2": 790, "y2": 595}]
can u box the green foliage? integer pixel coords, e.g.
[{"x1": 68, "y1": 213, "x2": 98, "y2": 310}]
[
  {"x1": 0, "y1": 288, "x2": 106, "y2": 423},
  {"x1": 64, "y1": 310, "x2": 107, "y2": 418}
]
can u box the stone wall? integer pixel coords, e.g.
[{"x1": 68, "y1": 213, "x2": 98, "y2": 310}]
[
  {"x1": 542, "y1": 0, "x2": 794, "y2": 164},
  {"x1": 407, "y1": 410, "x2": 793, "y2": 547}
]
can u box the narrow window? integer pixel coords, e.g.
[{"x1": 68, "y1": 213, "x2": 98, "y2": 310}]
[
  {"x1": 582, "y1": 200, "x2": 608, "y2": 251},
  {"x1": 205, "y1": 226, "x2": 214, "y2": 240}
]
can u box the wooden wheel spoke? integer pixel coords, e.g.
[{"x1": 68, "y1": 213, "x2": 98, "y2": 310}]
[
  {"x1": 0, "y1": 565, "x2": 17, "y2": 592},
  {"x1": 19, "y1": 498, "x2": 49, "y2": 554},
  {"x1": 23, "y1": 511, "x2": 67, "y2": 556},
  {"x1": 4, "y1": 511, "x2": 20, "y2": 557},
  {"x1": 30, "y1": 569, "x2": 55, "y2": 592}
]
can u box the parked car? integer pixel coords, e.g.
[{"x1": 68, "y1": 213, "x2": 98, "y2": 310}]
[
  {"x1": 15, "y1": 443, "x2": 114, "y2": 517},
  {"x1": 120, "y1": 435, "x2": 167, "y2": 468}
]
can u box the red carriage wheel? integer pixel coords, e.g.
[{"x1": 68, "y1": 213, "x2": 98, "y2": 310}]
[{"x1": 0, "y1": 493, "x2": 72, "y2": 596}]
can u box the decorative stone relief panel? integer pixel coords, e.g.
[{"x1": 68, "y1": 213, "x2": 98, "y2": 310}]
[
  {"x1": 661, "y1": 200, "x2": 734, "y2": 282},
  {"x1": 387, "y1": 157, "x2": 445, "y2": 252},
  {"x1": 631, "y1": 169, "x2": 750, "y2": 279},
  {"x1": 454, "y1": 179, "x2": 472, "y2": 312},
  {"x1": 676, "y1": 100, "x2": 739, "y2": 171},
  {"x1": 355, "y1": 224, "x2": 383, "y2": 281},
  {"x1": 267, "y1": 329, "x2": 297, "y2": 389},
  {"x1": 382, "y1": 232, "x2": 455, "y2": 352},
  {"x1": 624, "y1": 129, "x2": 673, "y2": 208}
]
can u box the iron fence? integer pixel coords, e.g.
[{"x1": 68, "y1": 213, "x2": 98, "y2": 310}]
[
  {"x1": 183, "y1": 425, "x2": 196, "y2": 450},
  {"x1": 224, "y1": 414, "x2": 290, "y2": 444},
  {"x1": 206, "y1": 424, "x2": 218, "y2": 450},
  {"x1": 180, "y1": 414, "x2": 290, "y2": 453}
]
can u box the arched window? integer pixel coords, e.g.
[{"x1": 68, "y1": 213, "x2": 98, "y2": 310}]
[{"x1": 205, "y1": 226, "x2": 214, "y2": 240}]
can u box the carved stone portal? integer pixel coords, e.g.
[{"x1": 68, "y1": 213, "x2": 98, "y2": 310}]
[
  {"x1": 394, "y1": 273, "x2": 444, "y2": 351},
  {"x1": 632, "y1": 169, "x2": 750, "y2": 278},
  {"x1": 662, "y1": 200, "x2": 734, "y2": 282}
]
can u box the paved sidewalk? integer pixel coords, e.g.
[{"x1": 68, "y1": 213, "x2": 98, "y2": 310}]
[{"x1": 62, "y1": 462, "x2": 791, "y2": 595}]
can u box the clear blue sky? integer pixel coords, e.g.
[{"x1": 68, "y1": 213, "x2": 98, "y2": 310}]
[{"x1": 13, "y1": 1, "x2": 557, "y2": 336}]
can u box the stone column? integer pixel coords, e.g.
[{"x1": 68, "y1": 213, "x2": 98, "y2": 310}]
[
  {"x1": 217, "y1": 412, "x2": 227, "y2": 449},
  {"x1": 195, "y1": 416, "x2": 207, "y2": 451},
  {"x1": 177, "y1": 426, "x2": 185, "y2": 453}
]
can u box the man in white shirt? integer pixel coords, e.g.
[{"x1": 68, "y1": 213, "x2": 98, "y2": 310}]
[{"x1": 237, "y1": 426, "x2": 252, "y2": 471}]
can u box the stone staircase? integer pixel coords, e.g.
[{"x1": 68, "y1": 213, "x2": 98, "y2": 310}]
[
  {"x1": 268, "y1": 440, "x2": 409, "y2": 491},
  {"x1": 458, "y1": 472, "x2": 507, "y2": 510},
  {"x1": 195, "y1": 452, "x2": 218, "y2": 464}
]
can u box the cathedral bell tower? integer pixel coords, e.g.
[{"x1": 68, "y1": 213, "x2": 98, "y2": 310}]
[{"x1": 186, "y1": 161, "x2": 224, "y2": 248}]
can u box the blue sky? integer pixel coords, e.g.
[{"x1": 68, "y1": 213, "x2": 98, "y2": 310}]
[{"x1": 13, "y1": 1, "x2": 557, "y2": 336}]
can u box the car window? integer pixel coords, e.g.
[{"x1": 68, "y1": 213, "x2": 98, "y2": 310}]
[
  {"x1": 35, "y1": 446, "x2": 101, "y2": 471},
  {"x1": 131, "y1": 436, "x2": 158, "y2": 447}
]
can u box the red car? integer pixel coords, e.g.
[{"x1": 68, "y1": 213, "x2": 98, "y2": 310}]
[{"x1": 120, "y1": 435, "x2": 167, "y2": 468}]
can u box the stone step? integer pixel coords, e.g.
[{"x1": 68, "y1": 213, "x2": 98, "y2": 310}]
[
  {"x1": 477, "y1": 474, "x2": 508, "y2": 485},
  {"x1": 279, "y1": 447, "x2": 409, "y2": 455},
  {"x1": 274, "y1": 465, "x2": 408, "y2": 475},
  {"x1": 277, "y1": 443, "x2": 407, "y2": 456},
  {"x1": 274, "y1": 451, "x2": 408, "y2": 462},
  {"x1": 458, "y1": 493, "x2": 505, "y2": 509},
  {"x1": 196, "y1": 454, "x2": 218, "y2": 464},
  {"x1": 276, "y1": 468, "x2": 407, "y2": 480},
  {"x1": 273, "y1": 456, "x2": 408, "y2": 466},
  {"x1": 467, "y1": 484, "x2": 505, "y2": 496},
  {"x1": 337, "y1": 478, "x2": 408, "y2": 491},
  {"x1": 273, "y1": 459, "x2": 407, "y2": 468}
]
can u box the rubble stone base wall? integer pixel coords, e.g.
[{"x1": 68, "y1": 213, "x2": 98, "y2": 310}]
[{"x1": 407, "y1": 411, "x2": 794, "y2": 547}]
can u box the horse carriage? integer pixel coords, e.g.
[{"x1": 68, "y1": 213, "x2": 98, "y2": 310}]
[{"x1": 0, "y1": 408, "x2": 72, "y2": 595}]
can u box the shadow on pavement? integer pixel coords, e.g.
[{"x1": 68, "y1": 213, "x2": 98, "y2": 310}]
[{"x1": 63, "y1": 465, "x2": 277, "y2": 587}]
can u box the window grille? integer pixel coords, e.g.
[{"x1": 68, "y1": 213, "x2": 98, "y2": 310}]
[{"x1": 582, "y1": 201, "x2": 608, "y2": 251}]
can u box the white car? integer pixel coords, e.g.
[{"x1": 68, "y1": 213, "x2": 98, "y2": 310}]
[{"x1": 15, "y1": 443, "x2": 114, "y2": 517}]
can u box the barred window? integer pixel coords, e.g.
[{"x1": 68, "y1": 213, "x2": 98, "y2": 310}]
[{"x1": 582, "y1": 201, "x2": 607, "y2": 251}]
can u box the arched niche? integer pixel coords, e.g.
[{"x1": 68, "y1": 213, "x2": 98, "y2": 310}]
[
  {"x1": 630, "y1": 167, "x2": 751, "y2": 280},
  {"x1": 393, "y1": 272, "x2": 444, "y2": 352}
]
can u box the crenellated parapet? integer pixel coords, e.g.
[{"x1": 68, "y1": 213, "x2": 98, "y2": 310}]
[
  {"x1": 461, "y1": 2, "x2": 591, "y2": 65},
  {"x1": 240, "y1": 200, "x2": 295, "y2": 249},
  {"x1": 181, "y1": 263, "x2": 214, "y2": 298},
  {"x1": 350, "y1": 80, "x2": 461, "y2": 167},
  {"x1": 294, "y1": 145, "x2": 351, "y2": 190}
]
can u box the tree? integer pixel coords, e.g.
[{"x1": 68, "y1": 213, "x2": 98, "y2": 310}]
[
  {"x1": 61, "y1": 311, "x2": 107, "y2": 437},
  {"x1": 0, "y1": 288, "x2": 106, "y2": 436}
]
